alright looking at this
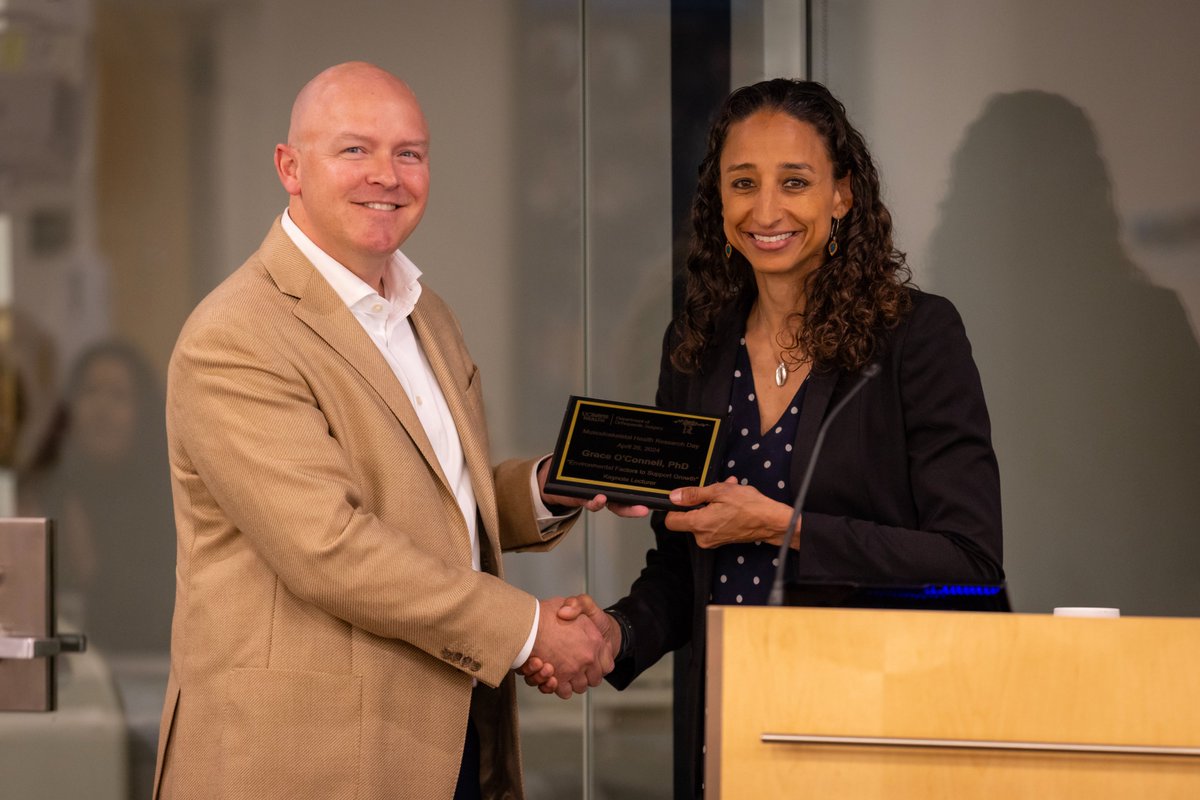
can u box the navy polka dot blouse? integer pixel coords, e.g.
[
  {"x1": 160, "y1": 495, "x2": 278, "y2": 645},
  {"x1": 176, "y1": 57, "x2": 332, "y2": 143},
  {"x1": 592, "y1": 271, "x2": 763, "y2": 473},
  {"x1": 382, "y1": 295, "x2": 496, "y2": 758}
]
[{"x1": 709, "y1": 337, "x2": 808, "y2": 606}]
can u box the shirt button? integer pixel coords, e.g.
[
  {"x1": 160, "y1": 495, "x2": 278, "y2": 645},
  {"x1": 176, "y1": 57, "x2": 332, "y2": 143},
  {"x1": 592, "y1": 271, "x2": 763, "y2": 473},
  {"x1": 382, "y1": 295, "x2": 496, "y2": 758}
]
[
  {"x1": 415, "y1": 395, "x2": 424, "y2": 406},
  {"x1": 371, "y1": 303, "x2": 383, "y2": 313}
]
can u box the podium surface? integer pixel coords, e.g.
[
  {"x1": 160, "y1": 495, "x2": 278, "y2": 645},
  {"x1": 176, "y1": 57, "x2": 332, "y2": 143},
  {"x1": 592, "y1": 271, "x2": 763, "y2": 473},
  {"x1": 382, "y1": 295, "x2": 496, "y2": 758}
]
[{"x1": 706, "y1": 606, "x2": 1200, "y2": 798}]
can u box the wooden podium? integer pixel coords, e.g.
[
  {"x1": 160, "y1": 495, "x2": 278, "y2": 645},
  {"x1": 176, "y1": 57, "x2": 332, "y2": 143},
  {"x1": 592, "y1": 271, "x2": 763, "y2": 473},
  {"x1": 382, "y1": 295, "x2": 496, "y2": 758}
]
[{"x1": 705, "y1": 606, "x2": 1200, "y2": 798}]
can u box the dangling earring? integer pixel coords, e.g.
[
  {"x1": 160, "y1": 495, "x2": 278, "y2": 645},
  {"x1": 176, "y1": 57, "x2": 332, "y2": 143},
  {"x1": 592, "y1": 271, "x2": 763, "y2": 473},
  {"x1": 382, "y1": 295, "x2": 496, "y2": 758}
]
[
  {"x1": 724, "y1": 242, "x2": 733, "y2": 259},
  {"x1": 827, "y1": 217, "x2": 841, "y2": 257}
]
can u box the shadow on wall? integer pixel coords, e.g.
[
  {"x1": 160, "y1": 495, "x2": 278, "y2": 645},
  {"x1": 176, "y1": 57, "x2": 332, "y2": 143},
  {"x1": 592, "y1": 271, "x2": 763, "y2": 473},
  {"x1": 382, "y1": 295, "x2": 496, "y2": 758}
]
[{"x1": 929, "y1": 90, "x2": 1200, "y2": 617}]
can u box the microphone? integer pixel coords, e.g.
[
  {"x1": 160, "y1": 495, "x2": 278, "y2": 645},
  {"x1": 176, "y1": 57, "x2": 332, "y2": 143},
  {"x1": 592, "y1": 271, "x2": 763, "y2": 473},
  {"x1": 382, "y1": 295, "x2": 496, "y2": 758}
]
[{"x1": 767, "y1": 362, "x2": 881, "y2": 606}]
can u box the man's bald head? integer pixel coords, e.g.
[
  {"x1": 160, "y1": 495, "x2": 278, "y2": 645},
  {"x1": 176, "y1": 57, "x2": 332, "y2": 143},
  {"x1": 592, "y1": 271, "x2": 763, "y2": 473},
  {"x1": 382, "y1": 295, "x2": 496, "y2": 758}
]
[
  {"x1": 287, "y1": 61, "x2": 421, "y2": 148},
  {"x1": 274, "y1": 61, "x2": 431, "y2": 288}
]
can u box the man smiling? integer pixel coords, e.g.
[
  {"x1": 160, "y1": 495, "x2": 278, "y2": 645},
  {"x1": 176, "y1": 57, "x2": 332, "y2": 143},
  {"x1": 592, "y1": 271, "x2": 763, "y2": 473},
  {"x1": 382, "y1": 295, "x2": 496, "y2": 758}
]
[
  {"x1": 152, "y1": 62, "x2": 629, "y2": 800},
  {"x1": 276, "y1": 65, "x2": 431, "y2": 290}
]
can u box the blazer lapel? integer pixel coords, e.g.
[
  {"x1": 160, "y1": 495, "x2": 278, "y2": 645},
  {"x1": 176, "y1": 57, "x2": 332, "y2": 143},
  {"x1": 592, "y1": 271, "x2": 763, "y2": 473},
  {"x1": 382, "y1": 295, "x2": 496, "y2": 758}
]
[
  {"x1": 788, "y1": 370, "x2": 837, "y2": 492},
  {"x1": 692, "y1": 291, "x2": 755, "y2": 417},
  {"x1": 690, "y1": 325, "x2": 743, "y2": 603},
  {"x1": 409, "y1": 301, "x2": 502, "y2": 569},
  {"x1": 694, "y1": 334, "x2": 739, "y2": 417},
  {"x1": 258, "y1": 221, "x2": 452, "y2": 492}
]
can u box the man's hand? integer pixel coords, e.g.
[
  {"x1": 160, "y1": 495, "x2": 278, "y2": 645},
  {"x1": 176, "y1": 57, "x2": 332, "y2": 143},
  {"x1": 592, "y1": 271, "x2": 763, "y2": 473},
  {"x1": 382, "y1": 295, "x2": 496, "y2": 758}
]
[
  {"x1": 525, "y1": 597, "x2": 614, "y2": 699},
  {"x1": 519, "y1": 594, "x2": 621, "y2": 697},
  {"x1": 536, "y1": 458, "x2": 651, "y2": 519},
  {"x1": 556, "y1": 594, "x2": 620, "y2": 655}
]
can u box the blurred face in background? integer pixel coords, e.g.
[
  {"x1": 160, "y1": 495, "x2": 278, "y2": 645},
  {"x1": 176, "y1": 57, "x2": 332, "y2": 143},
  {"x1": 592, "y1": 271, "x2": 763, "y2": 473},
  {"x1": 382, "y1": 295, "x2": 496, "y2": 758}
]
[{"x1": 71, "y1": 355, "x2": 138, "y2": 463}]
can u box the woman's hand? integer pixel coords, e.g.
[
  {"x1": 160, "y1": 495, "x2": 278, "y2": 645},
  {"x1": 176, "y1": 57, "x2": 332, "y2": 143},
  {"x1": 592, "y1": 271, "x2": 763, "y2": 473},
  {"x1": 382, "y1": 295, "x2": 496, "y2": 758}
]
[{"x1": 664, "y1": 477, "x2": 796, "y2": 549}]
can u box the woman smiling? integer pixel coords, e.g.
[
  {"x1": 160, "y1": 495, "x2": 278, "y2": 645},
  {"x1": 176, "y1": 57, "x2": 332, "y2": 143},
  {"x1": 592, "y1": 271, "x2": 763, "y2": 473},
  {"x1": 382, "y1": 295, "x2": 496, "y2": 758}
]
[{"x1": 528, "y1": 78, "x2": 1003, "y2": 799}]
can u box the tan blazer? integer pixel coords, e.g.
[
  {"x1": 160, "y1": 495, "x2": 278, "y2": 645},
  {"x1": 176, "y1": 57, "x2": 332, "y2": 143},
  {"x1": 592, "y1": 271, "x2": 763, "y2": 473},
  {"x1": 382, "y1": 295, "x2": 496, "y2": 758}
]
[{"x1": 153, "y1": 220, "x2": 567, "y2": 800}]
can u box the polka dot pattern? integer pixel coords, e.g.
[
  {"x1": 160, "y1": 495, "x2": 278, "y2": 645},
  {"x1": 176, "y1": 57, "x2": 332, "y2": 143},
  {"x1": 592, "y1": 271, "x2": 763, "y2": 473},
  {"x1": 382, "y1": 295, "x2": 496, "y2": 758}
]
[{"x1": 710, "y1": 338, "x2": 808, "y2": 606}]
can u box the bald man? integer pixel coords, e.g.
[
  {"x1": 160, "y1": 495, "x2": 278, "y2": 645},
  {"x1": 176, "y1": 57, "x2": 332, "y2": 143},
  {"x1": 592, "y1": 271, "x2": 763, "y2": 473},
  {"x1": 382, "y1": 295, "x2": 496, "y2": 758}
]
[{"x1": 152, "y1": 62, "x2": 637, "y2": 800}]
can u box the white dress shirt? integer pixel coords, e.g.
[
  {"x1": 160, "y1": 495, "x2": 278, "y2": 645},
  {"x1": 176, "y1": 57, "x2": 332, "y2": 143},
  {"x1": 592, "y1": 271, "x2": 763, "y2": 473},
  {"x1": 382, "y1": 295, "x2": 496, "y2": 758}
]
[{"x1": 281, "y1": 210, "x2": 545, "y2": 666}]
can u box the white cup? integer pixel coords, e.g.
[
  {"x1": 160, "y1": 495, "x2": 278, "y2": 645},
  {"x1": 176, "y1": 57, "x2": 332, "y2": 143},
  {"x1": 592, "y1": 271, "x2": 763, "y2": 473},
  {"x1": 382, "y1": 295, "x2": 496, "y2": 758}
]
[{"x1": 1053, "y1": 607, "x2": 1120, "y2": 618}]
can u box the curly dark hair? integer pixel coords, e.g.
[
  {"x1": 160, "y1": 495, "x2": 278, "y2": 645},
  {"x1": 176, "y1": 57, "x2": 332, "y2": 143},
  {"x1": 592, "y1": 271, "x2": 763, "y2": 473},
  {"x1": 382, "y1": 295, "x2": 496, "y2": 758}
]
[{"x1": 673, "y1": 78, "x2": 912, "y2": 374}]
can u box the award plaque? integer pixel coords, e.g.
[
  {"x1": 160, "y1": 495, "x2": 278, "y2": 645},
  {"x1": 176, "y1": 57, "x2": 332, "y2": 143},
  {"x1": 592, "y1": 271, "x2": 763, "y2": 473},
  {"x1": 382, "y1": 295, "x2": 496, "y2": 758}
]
[{"x1": 545, "y1": 396, "x2": 725, "y2": 510}]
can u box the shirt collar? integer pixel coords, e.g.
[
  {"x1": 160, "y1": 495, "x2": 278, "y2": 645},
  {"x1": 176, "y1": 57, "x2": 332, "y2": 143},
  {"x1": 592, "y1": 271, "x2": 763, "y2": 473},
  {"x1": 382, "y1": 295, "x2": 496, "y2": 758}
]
[{"x1": 281, "y1": 208, "x2": 423, "y2": 318}]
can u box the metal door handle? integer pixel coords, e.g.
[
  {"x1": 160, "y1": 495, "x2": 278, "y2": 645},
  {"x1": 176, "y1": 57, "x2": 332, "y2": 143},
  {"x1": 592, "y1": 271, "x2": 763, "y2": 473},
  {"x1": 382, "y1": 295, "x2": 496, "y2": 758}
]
[{"x1": 0, "y1": 633, "x2": 87, "y2": 660}]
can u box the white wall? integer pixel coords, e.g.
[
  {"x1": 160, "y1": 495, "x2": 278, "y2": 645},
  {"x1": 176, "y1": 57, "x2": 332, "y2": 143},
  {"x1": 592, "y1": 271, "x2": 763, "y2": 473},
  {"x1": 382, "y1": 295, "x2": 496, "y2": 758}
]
[{"x1": 816, "y1": 0, "x2": 1200, "y2": 615}]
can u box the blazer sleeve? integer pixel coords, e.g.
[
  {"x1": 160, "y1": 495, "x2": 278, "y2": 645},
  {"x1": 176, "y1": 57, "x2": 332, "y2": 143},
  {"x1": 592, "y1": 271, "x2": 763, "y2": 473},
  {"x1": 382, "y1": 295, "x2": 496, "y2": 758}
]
[
  {"x1": 795, "y1": 294, "x2": 1004, "y2": 583},
  {"x1": 606, "y1": 325, "x2": 697, "y2": 688},
  {"x1": 492, "y1": 457, "x2": 577, "y2": 554},
  {"x1": 169, "y1": 319, "x2": 536, "y2": 687}
]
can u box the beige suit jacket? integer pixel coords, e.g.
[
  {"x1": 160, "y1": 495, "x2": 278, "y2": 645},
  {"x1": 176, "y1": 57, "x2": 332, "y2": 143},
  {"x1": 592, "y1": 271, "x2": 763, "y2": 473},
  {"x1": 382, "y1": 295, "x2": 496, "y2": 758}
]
[{"x1": 153, "y1": 220, "x2": 567, "y2": 800}]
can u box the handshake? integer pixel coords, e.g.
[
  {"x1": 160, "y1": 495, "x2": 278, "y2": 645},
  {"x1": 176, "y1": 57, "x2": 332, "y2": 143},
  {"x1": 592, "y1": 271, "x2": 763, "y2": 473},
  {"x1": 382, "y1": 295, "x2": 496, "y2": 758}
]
[{"x1": 519, "y1": 594, "x2": 621, "y2": 699}]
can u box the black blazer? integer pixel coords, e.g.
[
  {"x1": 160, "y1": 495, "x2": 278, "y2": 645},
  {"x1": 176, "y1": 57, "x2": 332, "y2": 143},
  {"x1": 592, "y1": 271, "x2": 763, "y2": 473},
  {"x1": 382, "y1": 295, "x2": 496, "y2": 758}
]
[{"x1": 606, "y1": 290, "x2": 1003, "y2": 799}]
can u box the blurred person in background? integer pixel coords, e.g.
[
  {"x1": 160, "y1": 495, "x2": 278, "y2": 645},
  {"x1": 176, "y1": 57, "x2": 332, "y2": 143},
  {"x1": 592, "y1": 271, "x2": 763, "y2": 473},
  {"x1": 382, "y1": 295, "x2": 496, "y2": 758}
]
[{"x1": 21, "y1": 339, "x2": 175, "y2": 653}]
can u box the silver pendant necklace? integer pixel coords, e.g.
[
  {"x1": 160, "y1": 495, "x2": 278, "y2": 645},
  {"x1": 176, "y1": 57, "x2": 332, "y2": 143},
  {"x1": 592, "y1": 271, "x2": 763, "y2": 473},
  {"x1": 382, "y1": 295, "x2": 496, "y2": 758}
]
[{"x1": 774, "y1": 359, "x2": 789, "y2": 387}]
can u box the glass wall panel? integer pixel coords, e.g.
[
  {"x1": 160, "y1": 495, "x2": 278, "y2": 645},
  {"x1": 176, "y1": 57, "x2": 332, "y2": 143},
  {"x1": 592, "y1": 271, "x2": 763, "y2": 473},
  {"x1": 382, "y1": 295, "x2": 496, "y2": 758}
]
[
  {"x1": 3, "y1": 0, "x2": 694, "y2": 796},
  {"x1": 0, "y1": 0, "x2": 594, "y2": 796},
  {"x1": 582, "y1": 2, "x2": 675, "y2": 798},
  {"x1": 507, "y1": 3, "x2": 590, "y2": 796},
  {"x1": 811, "y1": 0, "x2": 1200, "y2": 616}
]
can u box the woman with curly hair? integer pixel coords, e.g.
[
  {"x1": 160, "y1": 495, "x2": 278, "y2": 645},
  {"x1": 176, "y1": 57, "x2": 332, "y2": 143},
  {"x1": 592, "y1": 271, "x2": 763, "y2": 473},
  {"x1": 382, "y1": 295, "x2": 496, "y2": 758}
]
[{"x1": 529, "y1": 78, "x2": 1003, "y2": 798}]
